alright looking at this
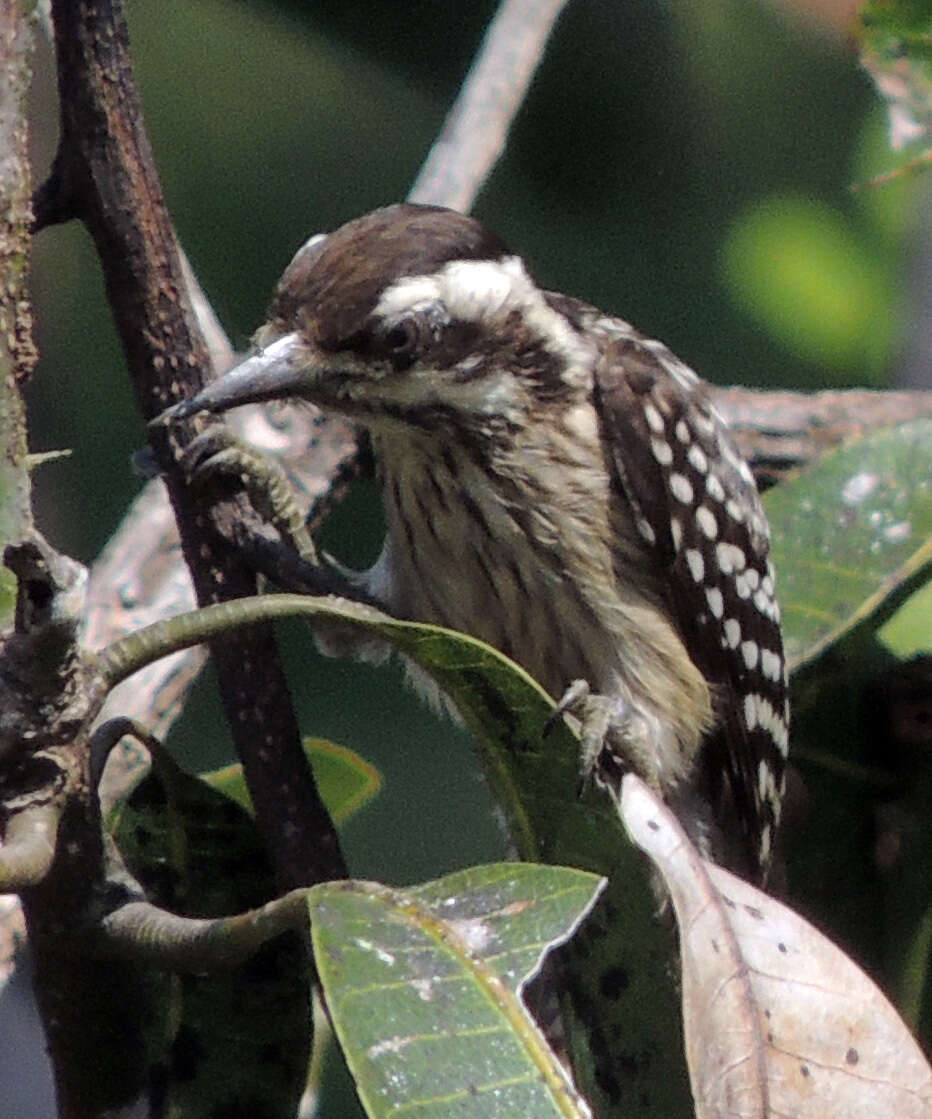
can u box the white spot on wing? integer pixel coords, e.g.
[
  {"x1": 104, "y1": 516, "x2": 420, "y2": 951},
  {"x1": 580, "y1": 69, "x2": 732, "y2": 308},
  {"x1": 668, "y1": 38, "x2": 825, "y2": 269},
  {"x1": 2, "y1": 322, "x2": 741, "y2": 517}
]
[
  {"x1": 716, "y1": 545, "x2": 733, "y2": 575},
  {"x1": 651, "y1": 437, "x2": 673, "y2": 466},
  {"x1": 670, "y1": 472, "x2": 694, "y2": 504},
  {"x1": 725, "y1": 499, "x2": 746, "y2": 524},
  {"x1": 759, "y1": 823, "x2": 772, "y2": 865},
  {"x1": 644, "y1": 402, "x2": 665, "y2": 434},
  {"x1": 758, "y1": 758, "x2": 772, "y2": 802},
  {"x1": 761, "y1": 647, "x2": 783, "y2": 682},
  {"x1": 637, "y1": 518, "x2": 656, "y2": 545},
  {"x1": 734, "y1": 571, "x2": 753, "y2": 599},
  {"x1": 705, "y1": 586, "x2": 724, "y2": 618},
  {"x1": 706, "y1": 474, "x2": 726, "y2": 503},
  {"x1": 687, "y1": 444, "x2": 708, "y2": 474},
  {"x1": 695, "y1": 505, "x2": 718, "y2": 539},
  {"x1": 685, "y1": 548, "x2": 705, "y2": 583},
  {"x1": 692, "y1": 411, "x2": 715, "y2": 438},
  {"x1": 754, "y1": 587, "x2": 776, "y2": 619}
]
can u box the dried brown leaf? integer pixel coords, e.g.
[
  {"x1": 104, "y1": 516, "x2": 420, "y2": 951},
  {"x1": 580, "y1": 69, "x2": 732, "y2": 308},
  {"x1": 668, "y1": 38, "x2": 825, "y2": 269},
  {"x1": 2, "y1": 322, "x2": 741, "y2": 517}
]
[{"x1": 621, "y1": 774, "x2": 932, "y2": 1118}]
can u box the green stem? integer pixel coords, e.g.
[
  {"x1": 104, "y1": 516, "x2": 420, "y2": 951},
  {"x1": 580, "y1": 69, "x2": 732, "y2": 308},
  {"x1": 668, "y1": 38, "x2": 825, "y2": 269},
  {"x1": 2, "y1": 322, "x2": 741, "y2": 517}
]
[
  {"x1": 0, "y1": 804, "x2": 60, "y2": 890},
  {"x1": 97, "y1": 889, "x2": 311, "y2": 973},
  {"x1": 95, "y1": 593, "x2": 389, "y2": 687}
]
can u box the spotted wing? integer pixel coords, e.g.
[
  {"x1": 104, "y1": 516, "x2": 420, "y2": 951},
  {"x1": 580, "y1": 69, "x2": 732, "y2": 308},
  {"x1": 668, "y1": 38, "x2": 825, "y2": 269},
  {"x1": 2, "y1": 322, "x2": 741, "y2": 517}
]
[{"x1": 593, "y1": 326, "x2": 788, "y2": 879}]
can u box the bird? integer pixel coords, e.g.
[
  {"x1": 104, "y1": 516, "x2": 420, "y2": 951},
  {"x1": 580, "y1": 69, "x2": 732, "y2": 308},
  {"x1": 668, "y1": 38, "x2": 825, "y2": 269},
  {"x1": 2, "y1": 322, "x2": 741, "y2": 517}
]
[{"x1": 161, "y1": 202, "x2": 789, "y2": 884}]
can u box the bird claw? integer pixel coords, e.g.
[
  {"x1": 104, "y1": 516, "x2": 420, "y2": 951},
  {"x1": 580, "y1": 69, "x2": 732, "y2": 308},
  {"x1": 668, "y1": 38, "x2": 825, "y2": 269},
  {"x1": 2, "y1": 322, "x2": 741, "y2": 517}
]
[
  {"x1": 179, "y1": 428, "x2": 318, "y2": 566},
  {"x1": 547, "y1": 679, "x2": 632, "y2": 799},
  {"x1": 543, "y1": 678, "x2": 590, "y2": 736},
  {"x1": 180, "y1": 427, "x2": 254, "y2": 485}
]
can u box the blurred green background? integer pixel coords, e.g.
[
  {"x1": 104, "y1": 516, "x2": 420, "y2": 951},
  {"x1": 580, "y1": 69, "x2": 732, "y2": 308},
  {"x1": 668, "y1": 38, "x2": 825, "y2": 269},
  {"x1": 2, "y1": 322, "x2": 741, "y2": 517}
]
[{"x1": 10, "y1": 0, "x2": 929, "y2": 1112}]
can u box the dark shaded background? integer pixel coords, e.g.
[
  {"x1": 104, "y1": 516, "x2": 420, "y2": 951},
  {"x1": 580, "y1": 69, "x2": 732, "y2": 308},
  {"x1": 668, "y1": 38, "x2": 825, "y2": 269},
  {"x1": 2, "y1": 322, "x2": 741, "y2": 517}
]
[{"x1": 7, "y1": 0, "x2": 928, "y2": 1114}]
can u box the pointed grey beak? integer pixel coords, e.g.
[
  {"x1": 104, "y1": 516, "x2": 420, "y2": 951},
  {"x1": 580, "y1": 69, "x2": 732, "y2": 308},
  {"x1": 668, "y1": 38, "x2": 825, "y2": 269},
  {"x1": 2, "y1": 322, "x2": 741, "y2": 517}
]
[{"x1": 156, "y1": 332, "x2": 305, "y2": 423}]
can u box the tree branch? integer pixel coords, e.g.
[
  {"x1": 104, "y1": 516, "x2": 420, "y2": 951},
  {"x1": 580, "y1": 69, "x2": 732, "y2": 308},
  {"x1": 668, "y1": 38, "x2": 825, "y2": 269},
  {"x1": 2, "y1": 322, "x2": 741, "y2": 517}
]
[
  {"x1": 714, "y1": 385, "x2": 932, "y2": 488},
  {"x1": 41, "y1": 0, "x2": 345, "y2": 894}
]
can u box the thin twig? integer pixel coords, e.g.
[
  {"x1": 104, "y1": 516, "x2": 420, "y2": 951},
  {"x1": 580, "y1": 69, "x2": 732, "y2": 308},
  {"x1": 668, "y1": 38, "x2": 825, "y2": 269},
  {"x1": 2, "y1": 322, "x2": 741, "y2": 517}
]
[{"x1": 409, "y1": 0, "x2": 571, "y2": 211}]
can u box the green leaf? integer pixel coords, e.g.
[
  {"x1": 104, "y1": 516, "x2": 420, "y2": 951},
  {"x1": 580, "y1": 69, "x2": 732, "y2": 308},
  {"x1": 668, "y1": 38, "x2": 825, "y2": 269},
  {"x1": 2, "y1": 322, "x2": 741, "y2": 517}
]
[
  {"x1": 879, "y1": 579, "x2": 932, "y2": 658},
  {"x1": 308, "y1": 863, "x2": 602, "y2": 1118},
  {"x1": 764, "y1": 419, "x2": 932, "y2": 671},
  {"x1": 104, "y1": 594, "x2": 695, "y2": 1116},
  {"x1": 110, "y1": 746, "x2": 311, "y2": 1119},
  {"x1": 302, "y1": 605, "x2": 691, "y2": 1116},
  {"x1": 204, "y1": 736, "x2": 382, "y2": 824}
]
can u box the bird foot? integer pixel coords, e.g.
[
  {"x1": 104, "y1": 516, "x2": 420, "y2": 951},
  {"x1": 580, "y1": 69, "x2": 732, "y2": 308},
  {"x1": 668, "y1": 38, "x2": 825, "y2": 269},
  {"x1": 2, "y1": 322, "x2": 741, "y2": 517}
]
[
  {"x1": 548, "y1": 678, "x2": 655, "y2": 799},
  {"x1": 180, "y1": 428, "x2": 319, "y2": 567}
]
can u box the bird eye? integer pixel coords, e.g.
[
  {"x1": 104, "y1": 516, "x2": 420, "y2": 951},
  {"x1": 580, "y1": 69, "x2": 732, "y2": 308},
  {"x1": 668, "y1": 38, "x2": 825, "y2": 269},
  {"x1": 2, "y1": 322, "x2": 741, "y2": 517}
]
[
  {"x1": 385, "y1": 319, "x2": 418, "y2": 355},
  {"x1": 378, "y1": 317, "x2": 424, "y2": 370}
]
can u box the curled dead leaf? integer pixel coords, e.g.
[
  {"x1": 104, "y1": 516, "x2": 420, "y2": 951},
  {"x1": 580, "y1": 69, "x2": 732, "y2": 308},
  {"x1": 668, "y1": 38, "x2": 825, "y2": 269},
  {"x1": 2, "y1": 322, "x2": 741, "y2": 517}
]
[{"x1": 620, "y1": 774, "x2": 932, "y2": 1118}]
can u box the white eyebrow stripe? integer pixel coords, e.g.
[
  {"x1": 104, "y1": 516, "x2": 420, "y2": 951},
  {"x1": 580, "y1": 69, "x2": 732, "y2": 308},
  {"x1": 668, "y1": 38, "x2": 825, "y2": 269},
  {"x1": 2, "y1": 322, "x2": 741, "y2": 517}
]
[
  {"x1": 375, "y1": 275, "x2": 444, "y2": 319},
  {"x1": 374, "y1": 255, "x2": 597, "y2": 386},
  {"x1": 375, "y1": 256, "x2": 529, "y2": 324},
  {"x1": 439, "y1": 257, "x2": 526, "y2": 320}
]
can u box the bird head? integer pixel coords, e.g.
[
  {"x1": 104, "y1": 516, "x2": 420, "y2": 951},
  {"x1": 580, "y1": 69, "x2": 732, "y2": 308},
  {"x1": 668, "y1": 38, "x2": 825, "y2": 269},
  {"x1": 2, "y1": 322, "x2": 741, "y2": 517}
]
[{"x1": 160, "y1": 204, "x2": 596, "y2": 436}]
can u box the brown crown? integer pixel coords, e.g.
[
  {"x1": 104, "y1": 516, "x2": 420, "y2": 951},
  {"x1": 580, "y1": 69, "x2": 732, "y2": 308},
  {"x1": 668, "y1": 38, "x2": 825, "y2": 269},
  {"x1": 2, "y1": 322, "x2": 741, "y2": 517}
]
[{"x1": 267, "y1": 204, "x2": 511, "y2": 353}]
